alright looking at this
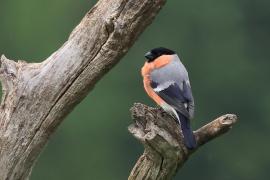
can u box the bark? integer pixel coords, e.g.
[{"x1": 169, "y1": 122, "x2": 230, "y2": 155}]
[
  {"x1": 0, "y1": 0, "x2": 166, "y2": 179},
  {"x1": 128, "y1": 103, "x2": 237, "y2": 180}
]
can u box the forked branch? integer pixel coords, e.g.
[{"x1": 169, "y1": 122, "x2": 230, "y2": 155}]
[{"x1": 128, "y1": 103, "x2": 237, "y2": 180}]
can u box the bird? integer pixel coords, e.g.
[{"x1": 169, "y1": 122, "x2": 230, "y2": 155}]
[{"x1": 141, "y1": 47, "x2": 196, "y2": 149}]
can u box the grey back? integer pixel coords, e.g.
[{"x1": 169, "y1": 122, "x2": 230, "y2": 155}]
[{"x1": 150, "y1": 55, "x2": 189, "y2": 90}]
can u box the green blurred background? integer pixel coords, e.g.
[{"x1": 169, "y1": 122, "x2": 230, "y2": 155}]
[{"x1": 0, "y1": 0, "x2": 270, "y2": 179}]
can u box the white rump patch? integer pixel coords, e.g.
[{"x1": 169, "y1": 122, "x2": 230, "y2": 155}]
[{"x1": 160, "y1": 103, "x2": 180, "y2": 122}]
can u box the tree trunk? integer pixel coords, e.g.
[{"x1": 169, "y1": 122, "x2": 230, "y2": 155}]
[{"x1": 0, "y1": 0, "x2": 166, "y2": 179}]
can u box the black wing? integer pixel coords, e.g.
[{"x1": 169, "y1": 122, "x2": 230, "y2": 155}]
[
  {"x1": 182, "y1": 81, "x2": 195, "y2": 118},
  {"x1": 152, "y1": 81, "x2": 194, "y2": 119}
]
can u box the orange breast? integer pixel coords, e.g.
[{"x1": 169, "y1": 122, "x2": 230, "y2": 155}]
[{"x1": 141, "y1": 55, "x2": 173, "y2": 105}]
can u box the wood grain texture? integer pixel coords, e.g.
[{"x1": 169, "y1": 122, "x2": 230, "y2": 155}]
[
  {"x1": 0, "y1": 0, "x2": 166, "y2": 179},
  {"x1": 128, "y1": 103, "x2": 237, "y2": 180}
]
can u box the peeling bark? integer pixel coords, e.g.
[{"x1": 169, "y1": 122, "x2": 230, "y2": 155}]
[
  {"x1": 0, "y1": 0, "x2": 237, "y2": 179},
  {"x1": 128, "y1": 103, "x2": 237, "y2": 180},
  {"x1": 0, "y1": 0, "x2": 167, "y2": 179}
]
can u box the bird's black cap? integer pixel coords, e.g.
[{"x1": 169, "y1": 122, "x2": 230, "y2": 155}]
[{"x1": 145, "y1": 47, "x2": 175, "y2": 62}]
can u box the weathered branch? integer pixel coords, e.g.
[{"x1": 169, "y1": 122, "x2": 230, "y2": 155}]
[
  {"x1": 0, "y1": 0, "x2": 166, "y2": 179},
  {"x1": 128, "y1": 103, "x2": 237, "y2": 180}
]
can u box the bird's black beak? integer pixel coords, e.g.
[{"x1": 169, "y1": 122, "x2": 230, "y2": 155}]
[{"x1": 144, "y1": 51, "x2": 154, "y2": 61}]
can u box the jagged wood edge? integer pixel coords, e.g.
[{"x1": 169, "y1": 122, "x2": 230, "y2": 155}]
[
  {"x1": 128, "y1": 103, "x2": 237, "y2": 180},
  {"x1": 0, "y1": 0, "x2": 167, "y2": 179}
]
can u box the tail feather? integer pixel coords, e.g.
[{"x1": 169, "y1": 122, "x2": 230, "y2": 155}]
[{"x1": 177, "y1": 112, "x2": 197, "y2": 149}]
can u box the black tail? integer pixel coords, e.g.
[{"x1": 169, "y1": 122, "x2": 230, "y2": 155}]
[{"x1": 177, "y1": 112, "x2": 197, "y2": 149}]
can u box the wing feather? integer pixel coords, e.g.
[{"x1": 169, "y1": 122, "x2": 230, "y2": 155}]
[{"x1": 153, "y1": 82, "x2": 191, "y2": 118}]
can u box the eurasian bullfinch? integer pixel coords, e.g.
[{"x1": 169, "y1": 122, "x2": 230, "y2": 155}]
[{"x1": 141, "y1": 47, "x2": 196, "y2": 149}]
